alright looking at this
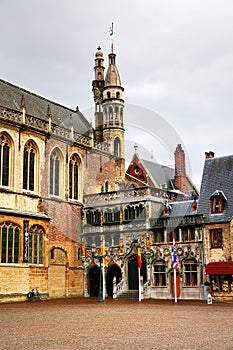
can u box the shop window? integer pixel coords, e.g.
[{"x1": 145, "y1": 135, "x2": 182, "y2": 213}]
[
  {"x1": 28, "y1": 225, "x2": 44, "y2": 264},
  {"x1": 210, "y1": 228, "x2": 223, "y2": 248},
  {"x1": 0, "y1": 222, "x2": 20, "y2": 263},
  {"x1": 153, "y1": 261, "x2": 166, "y2": 286},
  {"x1": 211, "y1": 275, "x2": 233, "y2": 293},
  {"x1": 184, "y1": 259, "x2": 197, "y2": 286}
]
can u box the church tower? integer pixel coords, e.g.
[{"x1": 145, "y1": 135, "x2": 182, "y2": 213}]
[{"x1": 92, "y1": 43, "x2": 125, "y2": 175}]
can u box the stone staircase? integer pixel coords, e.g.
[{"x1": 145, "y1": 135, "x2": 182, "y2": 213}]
[{"x1": 117, "y1": 290, "x2": 139, "y2": 299}]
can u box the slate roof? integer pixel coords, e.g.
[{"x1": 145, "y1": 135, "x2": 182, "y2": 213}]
[
  {"x1": 167, "y1": 200, "x2": 197, "y2": 217},
  {"x1": 0, "y1": 78, "x2": 91, "y2": 135},
  {"x1": 143, "y1": 159, "x2": 174, "y2": 189},
  {"x1": 197, "y1": 155, "x2": 233, "y2": 223}
]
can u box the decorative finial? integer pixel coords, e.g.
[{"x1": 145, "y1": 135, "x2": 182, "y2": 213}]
[
  {"x1": 134, "y1": 144, "x2": 138, "y2": 153},
  {"x1": 97, "y1": 46, "x2": 101, "y2": 51},
  {"x1": 109, "y1": 22, "x2": 114, "y2": 53}
]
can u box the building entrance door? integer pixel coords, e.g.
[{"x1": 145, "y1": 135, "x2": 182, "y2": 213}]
[
  {"x1": 106, "y1": 264, "x2": 122, "y2": 297},
  {"x1": 171, "y1": 272, "x2": 180, "y2": 298},
  {"x1": 128, "y1": 254, "x2": 147, "y2": 290},
  {"x1": 88, "y1": 266, "x2": 100, "y2": 297}
]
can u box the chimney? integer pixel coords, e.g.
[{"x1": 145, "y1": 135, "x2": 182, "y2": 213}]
[
  {"x1": 205, "y1": 151, "x2": 215, "y2": 159},
  {"x1": 174, "y1": 144, "x2": 189, "y2": 195}
]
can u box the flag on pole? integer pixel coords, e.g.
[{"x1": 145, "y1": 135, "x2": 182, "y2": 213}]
[
  {"x1": 173, "y1": 238, "x2": 179, "y2": 270},
  {"x1": 138, "y1": 247, "x2": 142, "y2": 269},
  {"x1": 109, "y1": 22, "x2": 114, "y2": 36}
]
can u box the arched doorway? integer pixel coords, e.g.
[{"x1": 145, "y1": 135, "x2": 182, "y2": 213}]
[
  {"x1": 106, "y1": 264, "x2": 122, "y2": 297},
  {"x1": 128, "y1": 254, "x2": 147, "y2": 290},
  {"x1": 48, "y1": 248, "x2": 66, "y2": 298},
  {"x1": 88, "y1": 265, "x2": 100, "y2": 297}
]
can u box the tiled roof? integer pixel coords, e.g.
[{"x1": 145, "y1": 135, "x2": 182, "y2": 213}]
[
  {"x1": 0, "y1": 78, "x2": 91, "y2": 135},
  {"x1": 197, "y1": 155, "x2": 233, "y2": 223},
  {"x1": 142, "y1": 159, "x2": 174, "y2": 189}
]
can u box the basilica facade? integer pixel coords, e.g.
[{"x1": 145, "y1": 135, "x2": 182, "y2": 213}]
[{"x1": 1, "y1": 41, "x2": 232, "y2": 303}]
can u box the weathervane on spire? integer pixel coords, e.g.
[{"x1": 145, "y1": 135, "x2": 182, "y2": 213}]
[{"x1": 109, "y1": 22, "x2": 114, "y2": 53}]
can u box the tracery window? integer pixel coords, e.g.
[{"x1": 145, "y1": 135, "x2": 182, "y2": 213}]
[
  {"x1": 50, "y1": 148, "x2": 62, "y2": 196},
  {"x1": 28, "y1": 225, "x2": 44, "y2": 264},
  {"x1": 153, "y1": 261, "x2": 166, "y2": 286},
  {"x1": 0, "y1": 222, "x2": 20, "y2": 263},
  {"x1": 184, "y1": 259, "x2": 197, "y2": 286},
  {"x1": 0, "y1": 133, "x2": 11, "y2": 187},
  {"x1": 23, "y1": 141, "x2": 36, "y2": 191},
  {"x1": 69, "y1": 154, "x2": 80, "y2": 200}
]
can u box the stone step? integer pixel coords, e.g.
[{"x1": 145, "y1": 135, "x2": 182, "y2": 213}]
[{"x1": 118, "y1": 290, "x2": 139, "y2": 299}]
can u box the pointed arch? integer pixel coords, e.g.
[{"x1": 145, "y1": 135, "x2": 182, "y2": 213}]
[
  {"x1": 0, "y1": 132, "x2": 14, "y2": 188},
  {"x1": 49, "y1": 147, "x2": 64, "y2": 197},
  {"x1": 69, "y1": 152, "x2": 82, "y2": 201},
  {"x1": 0, "y1": 222, "x2": 20, "y2": 263},
  {"x1": 23, "y1": 139, "x2": 39, "y2": 192}
]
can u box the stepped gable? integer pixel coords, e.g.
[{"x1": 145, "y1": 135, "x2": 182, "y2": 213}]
[
  {"x1": 198, "y1": 154, "x2": 233, "y2": 223},
  {"x1": 0, "y1": 78, "x2": 91, "y2": 135}
]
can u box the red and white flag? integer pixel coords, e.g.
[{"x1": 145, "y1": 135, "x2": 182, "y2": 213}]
[{"x1": 173, "y1": 239, "x2": 179, "y2": 270}]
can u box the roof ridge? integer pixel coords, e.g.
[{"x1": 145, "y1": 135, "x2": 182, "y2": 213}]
[{"x1": 0, "y1": 78, "x2": 77, "y2": 114}]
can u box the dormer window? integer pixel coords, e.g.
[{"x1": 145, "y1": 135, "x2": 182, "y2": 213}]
[{"x1": 210, "y1": 190, "x2": 227, "y2": 214}]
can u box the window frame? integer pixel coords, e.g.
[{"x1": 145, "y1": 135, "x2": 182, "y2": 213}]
[
  {"x1": 0, "y1": 222, "x2": 20, "y2": 264},
  {"x1": 153, "y1": 261, "x2": 166, "y2": 287},
  {"x1": 210, "y1": 228, "x2": 223, "y2": 249},
  {"x1": 183, "y1": 259, "x2": 198, "y2": 286}
]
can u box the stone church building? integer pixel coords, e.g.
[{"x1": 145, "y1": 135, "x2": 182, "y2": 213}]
[{"x1": 1, "y1": 40, "x2": 231, "y2": 302}]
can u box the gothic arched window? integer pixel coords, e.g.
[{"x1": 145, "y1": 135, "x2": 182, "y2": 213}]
[
  {"x1": 0, "y1": 133, "x2": 11, "y2": 187},
  {"x1": 23, "y1": 141, "x2": 37, "y2": 191},
  {"x1": 0, "y1": 222, "x2": 20, "y2": 263},
  {"x1": 69, "y1": 153, "x2": 81, "y2": 200},
  {"x1": 50, "y1": 148, "x2": 63, "y2": 196}
]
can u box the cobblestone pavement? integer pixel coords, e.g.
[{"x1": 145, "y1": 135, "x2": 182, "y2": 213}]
[{"x1": 0, "y1": 298, "x2": 232, "y2": 350}]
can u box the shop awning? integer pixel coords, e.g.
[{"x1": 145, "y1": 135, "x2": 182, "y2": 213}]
[{"x1": 206, "y1": 262, "x2": 233, "y2": 275}]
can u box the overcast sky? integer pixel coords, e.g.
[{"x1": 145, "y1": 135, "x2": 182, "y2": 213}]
[{"x1": 1, "y1": 0, "x2": 233, "y2": 189}]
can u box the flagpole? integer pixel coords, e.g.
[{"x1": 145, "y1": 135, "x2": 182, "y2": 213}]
[
  {"x1": 173, "y1": 238, "x2": 178, "y2": 303},
  {"x1": 138, "y1": 266, "x2": 141, "y2": 302},
  {"x1": 174, "y1": 268, "x2": 177, "y2": 303},
  {"x1": 102, "y1": 237, "x2": 105, "y2": 301},
  {"x1": 138, "y1": 246, "x2": 142, "y2": 302}
]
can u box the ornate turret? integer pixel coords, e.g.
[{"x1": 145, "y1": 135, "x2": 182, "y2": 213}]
[
  {"x1": 92, "y1": 43, "x2": 125, "y2": 175},
  {"x1": 92, "y1": 46, "x2": 105, "y2": 141}
]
